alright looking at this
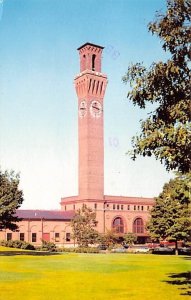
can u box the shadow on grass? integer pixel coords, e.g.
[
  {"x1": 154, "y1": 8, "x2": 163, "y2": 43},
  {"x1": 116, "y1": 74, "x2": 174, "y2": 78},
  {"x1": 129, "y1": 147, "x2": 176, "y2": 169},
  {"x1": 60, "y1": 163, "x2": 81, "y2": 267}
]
[
  {"x1": 164, "y1": 271, "x2": 191, "y2": 296},
  {"x1": 0, "y1": 250, "x2": 60, "y2": 256}
]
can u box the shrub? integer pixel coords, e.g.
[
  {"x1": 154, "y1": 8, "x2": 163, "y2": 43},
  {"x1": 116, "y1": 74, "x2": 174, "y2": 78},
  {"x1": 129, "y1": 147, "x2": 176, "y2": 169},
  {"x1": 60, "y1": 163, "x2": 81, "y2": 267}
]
[
  {"x1": 74, "y1": 247, "x2": 99, "y2": 253},
  {"x1": 0, "y1": 240, "x2": 35, "y2": 250},
  {"x1": 39, "y1": 240, "x2": 57, "y2": 252}
]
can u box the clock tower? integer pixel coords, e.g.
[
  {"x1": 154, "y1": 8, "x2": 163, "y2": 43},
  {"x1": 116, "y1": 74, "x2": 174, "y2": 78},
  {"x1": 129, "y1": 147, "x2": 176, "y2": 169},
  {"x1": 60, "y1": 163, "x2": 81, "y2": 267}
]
[{"x1": 75, "y1": 43, "x2": 108, "y2": 200}]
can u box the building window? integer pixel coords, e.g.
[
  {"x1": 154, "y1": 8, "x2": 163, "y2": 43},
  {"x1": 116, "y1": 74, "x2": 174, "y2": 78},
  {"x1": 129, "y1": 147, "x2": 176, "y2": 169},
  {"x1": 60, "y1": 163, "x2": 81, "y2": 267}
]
[
  {"x1": 127, "y1": 205, "x2": 130, "y2": 210},
  {"x1": 55, "y1": 233, "x2": 60, "y2": 242},
  {"x1": 66, "y1": 233, "x2": 71, "y2": 242},
  {"x1": 141, "y1": 206, "x2": 144, "y2": 211},
  {"x1": 137, "y1": 205, "x2": 140, "y2": 210},
  {"x1": 32, "y1": 233, "x2": 37, "y2": 243},
  {"x1": 113, "y1": 204, "x2": 115, "y2": 210},
  {"x1": 117, "y1": 204, "x2": 119, "y2": 210},
  {"x1": 147, "y1": 206, "x2": 150, "y2": 211},
  {"x1": 106, "y1": 204, "x2": 109, "y2": 208},
  {"x1": 133, "y1": 218, "x2": 144, "y2": 234},
  {"x1": 20, "y1": 233, "x2": 25, "y2": 241},
  {"x1": 73, "y1": 204, "x2": 75, "y2": 210},
  {"x1": 121, "y1": 205, "x2": 123, "y2": 210},
  {"x1": 65, "y1": 205, "x2": 67, "y2": 211},
  {"x1": 94, "y1": 203, "x2": 97, "y2": 210},
  {"x1": 92, "y1": 54, "x2": 96, "y2": 71},
  {"x1": 112, "y1": 217, "x2": 124, "y2": 233},
  {"x1": 134, "y1": 205, "x2": 136, "y2": 210},
  {"x1": 7, "y1": 233, "x2": 12, "y2": 241}
]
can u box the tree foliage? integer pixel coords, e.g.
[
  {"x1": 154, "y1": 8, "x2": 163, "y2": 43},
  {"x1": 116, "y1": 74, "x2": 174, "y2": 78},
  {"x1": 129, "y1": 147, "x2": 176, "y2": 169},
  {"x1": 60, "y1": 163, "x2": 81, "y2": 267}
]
[
  {"x1": 71, "y1": 204, "x2": 99, "y2": 247},
  {"x1": 147, "y1": 173, "x2": 191, "y2": 248},
  {"x1": 0, "y1": 170, "x2": 24, "y2": 231},
  {"x1": 123, "y1": 0, "x2": 191, "y2": 173},
  {"x1": 98, "y1": 229, "x2": 121, "y2": 247},
  {"x1": 123, "y1": 232, "x2": 137, "y2": 245}
]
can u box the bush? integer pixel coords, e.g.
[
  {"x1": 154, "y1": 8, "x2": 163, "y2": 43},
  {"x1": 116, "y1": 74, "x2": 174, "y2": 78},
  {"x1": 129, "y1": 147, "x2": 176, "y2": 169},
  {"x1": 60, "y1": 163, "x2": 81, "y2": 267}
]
[
  {"x1": 0, "y1": 240, "x2": 35, "y2": 250},
  {"x1": 74, "y1": 247, "x2": 99, "y2": 253},
  {"x1": 59, "y1": 247, "x2": 75, "y2": 253},
  {"x1": 38, "y1": 240, "x2": 57, "y2": 252}
]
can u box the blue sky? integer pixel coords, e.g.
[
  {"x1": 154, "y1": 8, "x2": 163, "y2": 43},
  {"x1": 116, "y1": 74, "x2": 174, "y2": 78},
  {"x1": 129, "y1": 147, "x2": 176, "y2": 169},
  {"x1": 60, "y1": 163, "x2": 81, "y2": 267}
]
[{"x1": 0, "y1": 0, "x2": 173, "y2": 209}]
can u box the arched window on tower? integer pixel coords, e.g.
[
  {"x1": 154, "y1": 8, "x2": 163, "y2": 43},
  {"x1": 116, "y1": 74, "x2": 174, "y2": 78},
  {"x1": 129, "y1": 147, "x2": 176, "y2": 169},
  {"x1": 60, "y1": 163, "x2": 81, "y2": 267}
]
[
  {"x1": 133, "y1": 218, "x2": 144, "y2": 234},
  {"x1": 112, "y1": 217, "x2": 124, "y2": 233},
  {"x1": 83, "y1": 54, "x2": 86, "y2": 70},
  {"x1": 92, "y1": 54, "x2": 96, "y2": 71}
]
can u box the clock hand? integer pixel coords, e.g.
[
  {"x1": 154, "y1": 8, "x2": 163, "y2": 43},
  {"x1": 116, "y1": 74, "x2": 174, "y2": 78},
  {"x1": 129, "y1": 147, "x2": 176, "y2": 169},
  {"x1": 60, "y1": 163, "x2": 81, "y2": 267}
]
[{"x1": 92, "y1": 105, "x2": 100, "y2": 110}]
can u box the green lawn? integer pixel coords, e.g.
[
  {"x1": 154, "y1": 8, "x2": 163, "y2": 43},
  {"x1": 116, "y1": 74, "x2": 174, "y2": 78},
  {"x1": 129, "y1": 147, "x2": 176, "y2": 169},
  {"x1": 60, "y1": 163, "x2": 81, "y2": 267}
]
[{"x1": 0, "y1": 247, "x2": 190, "y2": 300}]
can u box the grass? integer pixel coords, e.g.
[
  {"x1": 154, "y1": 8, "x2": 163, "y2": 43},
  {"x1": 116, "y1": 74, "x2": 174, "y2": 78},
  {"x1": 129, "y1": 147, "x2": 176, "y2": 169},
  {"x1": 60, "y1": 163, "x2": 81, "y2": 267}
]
[{"x1": 0, "y1": 247, "x2": 190, "y2": 300}]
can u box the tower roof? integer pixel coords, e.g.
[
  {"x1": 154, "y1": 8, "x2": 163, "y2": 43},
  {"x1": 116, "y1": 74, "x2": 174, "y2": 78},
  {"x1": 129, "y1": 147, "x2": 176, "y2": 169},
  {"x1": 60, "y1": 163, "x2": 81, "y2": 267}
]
[{"x1": 77, "y1": 42, "x2": 104, "y2": 51}]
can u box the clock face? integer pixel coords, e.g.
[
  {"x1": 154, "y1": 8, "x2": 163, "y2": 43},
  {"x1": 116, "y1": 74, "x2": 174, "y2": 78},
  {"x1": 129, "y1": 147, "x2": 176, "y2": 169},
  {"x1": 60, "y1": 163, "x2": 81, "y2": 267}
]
[
  {"x1": 79, "y1": 100, "x2": 87, "y2": 118},
  {"x1": 90, "y1": 100, "x2": 102, "y2": 118}
]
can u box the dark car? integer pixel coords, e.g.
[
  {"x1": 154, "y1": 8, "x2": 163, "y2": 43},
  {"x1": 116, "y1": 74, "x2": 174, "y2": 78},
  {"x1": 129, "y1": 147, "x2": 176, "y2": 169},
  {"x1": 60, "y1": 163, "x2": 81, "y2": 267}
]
[
  {"x1": 97, "y1": 244, "x2": 107, "y2": 250},
  {"x1": 122, "y1": 243, "x2": 129, "y2": 249},
  {"x1": 178, "y1": 247, "x2": 191, "y2": 256},
  {"x1": 152, "y1": 247, "x2": 175, "y2": 255}
]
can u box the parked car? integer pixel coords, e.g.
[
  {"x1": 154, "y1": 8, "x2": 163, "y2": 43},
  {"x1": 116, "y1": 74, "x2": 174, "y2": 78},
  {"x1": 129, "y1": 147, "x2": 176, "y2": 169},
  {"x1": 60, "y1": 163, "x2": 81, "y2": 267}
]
[
  {"x1": 111, "y1": 247, "x2": 127, "y2": 253},
  {"x1": 178, "y1": 247, "x2": 191, "y2": 256},
  {"x1": 146, "y1": 243, "x2": 160, "y2": 249},
  {"x1": 152, "y1": 247, "x2": 175, "y2": 255},
  {"x1": 122, "y1": 243, "x2": 129, "y2": 249},
  {"x1": 97, "y1": 244, "x2": 107, "y2": 250},
  {"x1": 127, "y1": 245, "x2": 150, "y2": 253}
]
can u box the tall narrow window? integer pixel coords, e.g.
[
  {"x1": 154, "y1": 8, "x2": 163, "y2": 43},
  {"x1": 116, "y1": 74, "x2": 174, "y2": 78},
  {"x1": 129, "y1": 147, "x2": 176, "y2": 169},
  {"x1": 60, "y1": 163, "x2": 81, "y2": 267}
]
[
  {"x1": 20, "y1": 233, "x2": 25, "y2": 241},
  {"x1": 7, "y1": 233, "x2": 12, "y2": 241},
  {"x1": 66, "y1": 233, "x2": 71, "y2": 242},
  {"x1": 94, "y1": 203, "x2": 97, "y2": 210},
  {"x1": 32, "y1": 233, "x2": 37, "y2": 243},
  {"x1": 83, "y1": 54, "x2": 86, "y2": 70},
  {"x1": 133, "y1": 218, "x2": 144, "y2": 234},
  {"x1": 112, "y1": 217, "x2": 124, "y2": 233},
  {"x1": 92, "y1": 54, "x2": 96, "y2": 71},
  {"x1": 55, "y1": 233, "x2": 60, "y2": 242}
]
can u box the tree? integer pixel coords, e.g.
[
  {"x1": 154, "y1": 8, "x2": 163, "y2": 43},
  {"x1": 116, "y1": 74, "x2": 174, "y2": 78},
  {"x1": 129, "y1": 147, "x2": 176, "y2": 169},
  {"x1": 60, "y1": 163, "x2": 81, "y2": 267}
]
[
  {"x1": 147, "y1": 173, "x2": 191, "y2": 253},
  {"x1": 71, "y1": 204, "x2": 99, "y2": 247},
  {"x1": 123, "y1": 232, "x2": 137, "y2": 245},
  {"x1": 0, "y1": 170, "x2": 24, "y2": 231},
  {"x1": 98, "y1": 229, "x2": 121, "y2": 248},
  {"x1": 122, "y1": 0, "x2": 191, "y2": 174}
]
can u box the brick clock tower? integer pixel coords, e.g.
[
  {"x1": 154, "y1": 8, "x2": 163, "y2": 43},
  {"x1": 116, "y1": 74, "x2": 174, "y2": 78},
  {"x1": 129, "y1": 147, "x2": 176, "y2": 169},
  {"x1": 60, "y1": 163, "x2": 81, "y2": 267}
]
[
  {"x1": 75, "y1": 43, "x2": 107, "y2": 200},
  {"x1": 61, "y1": 42, "x2": 107, "y2": 232}
]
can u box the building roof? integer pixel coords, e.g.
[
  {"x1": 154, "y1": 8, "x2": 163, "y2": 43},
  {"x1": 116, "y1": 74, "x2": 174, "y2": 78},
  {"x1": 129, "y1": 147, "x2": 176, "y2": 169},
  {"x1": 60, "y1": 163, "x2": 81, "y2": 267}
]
[
  {"x1": 104, "y1": 195, "x2": 155, "y2": 204},
  {"x1": 16, "y1": 209, "x2": 75, "y2": 220},
  {"x1": 77, "y1": 42, "x2": 104, "y2": 50}
]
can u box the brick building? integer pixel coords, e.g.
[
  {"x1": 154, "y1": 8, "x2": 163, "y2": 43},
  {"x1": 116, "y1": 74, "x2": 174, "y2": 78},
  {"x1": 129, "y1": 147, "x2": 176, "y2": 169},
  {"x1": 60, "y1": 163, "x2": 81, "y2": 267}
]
[{"x1": 0, "y1": 43, "x2": 154, "y2": 246}]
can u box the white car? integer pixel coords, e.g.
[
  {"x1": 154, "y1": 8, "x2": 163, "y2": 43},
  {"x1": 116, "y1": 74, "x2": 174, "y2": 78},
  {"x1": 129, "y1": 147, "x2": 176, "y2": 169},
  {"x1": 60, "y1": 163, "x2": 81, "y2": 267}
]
[{"x1": 128, "y1": 245, "x2": 150, "y2": 253}]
